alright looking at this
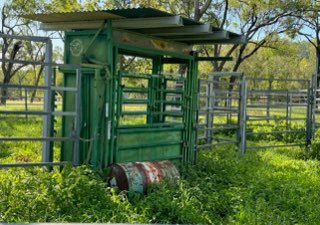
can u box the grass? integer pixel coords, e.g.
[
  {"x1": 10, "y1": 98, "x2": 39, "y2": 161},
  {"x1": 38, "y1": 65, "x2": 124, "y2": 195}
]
[
  {"x1": 0, "y1": 103, "x2": 320, "y2": 224},
  {"x1": 1, "y1": 145, "x2": 320, "y2": 224}
]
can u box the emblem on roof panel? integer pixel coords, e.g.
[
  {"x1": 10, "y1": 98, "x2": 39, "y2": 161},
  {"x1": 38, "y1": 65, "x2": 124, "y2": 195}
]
[{"x1": 70, "y1": 39, "x2": 83, "y2": 57}]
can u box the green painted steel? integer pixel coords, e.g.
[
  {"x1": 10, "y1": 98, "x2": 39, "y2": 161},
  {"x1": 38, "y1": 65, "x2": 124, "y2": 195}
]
[{"x1": 61, "y1": 21, "x2": 199, "y2": 169}]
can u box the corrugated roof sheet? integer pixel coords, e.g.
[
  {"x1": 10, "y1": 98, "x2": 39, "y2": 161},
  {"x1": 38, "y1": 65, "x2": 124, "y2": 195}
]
[
  {"x1": 23, "y1": 7, "x2": 246, "y2": 45},
  {"x1": 24, "y1": 7, "x2": 200, "y2": 25}
]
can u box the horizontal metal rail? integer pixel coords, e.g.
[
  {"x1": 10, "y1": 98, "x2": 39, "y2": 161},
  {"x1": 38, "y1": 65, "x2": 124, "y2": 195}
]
[
  {"x1": 0, "y1": 162, "x2": 69, "y2": 168},
  {"x1": 197, "y1": 111, "x2": 239, "y2": 116},
  {"x1": 199, "y1": 80, "x2": 239, "y2": 85},
  {"x1": 0, "y1": 137, "x2": 75, "y2": 141},
  {"x1": 198, "y1": 125, "x2": 238, "y2": 131},
  {"x1": 118, "y1": 141, "x2": 182, "y2": 150},
  {"x1": 0, "y1": 33, "x2": 50, "y2": 42},
  {"x1": 212, "y1": 141, "x2": 238, "y2": 145},
  {"x1": 247, "y1": 116, "x2": 305, "y2": 121},
  {"x1": 0, "y1": 83, "x2": 77, "y2": 92},
  {"x1": 121, "y1": 111, "x2": 148, "y2": 116},
  {"x1": 121, "y1": 74, "x2": 151, "y2": 79},
  {"x1": 247, "y1": 104, "x2": 307, "y2": 108},
  {"x1": 198, "y1": 94, "x2": 240, "y2": 100},
  {"x1": 211, "y1": 72, "x2": 243, "y2": 77},
  {"x1": 247, "y1": 130, "x2": 305, "y2": 135},
  {"x1": 160, "y1": 89, "x2": 184, "y2": 94},
  {"x1": 163, "y1": 76, "x2": 185, "y2": 81},
  {"x1": 248, "y1": 90, "x2": 308, "y2": 95},
  {"x1": 51, "y1": 86, "x2": 78, "y2": 92},
  {"x1": 246, "y1": 77, "x2": 309, "y2": 82},
  {"x1": 117, "y1": 126, "x2": 184, "y2": 133},
  {"x1": 122, "y1": 99, "x2": 148, "y2": 104},
  {"x1": 246, "y1": 143, "x2": 305, "y2": 150},
  {"x1": 0, "y1": 57, "x2": 81, "y2": 68},
  {"x1": 118, "y1": 122, "x2": 184, "y2": 129},
  {"x1": 0, "y1": 110, "x2": 76, "y2": 117},
  {"x1": 122, "y1": 87, "x2": 148, "y2": 93}
]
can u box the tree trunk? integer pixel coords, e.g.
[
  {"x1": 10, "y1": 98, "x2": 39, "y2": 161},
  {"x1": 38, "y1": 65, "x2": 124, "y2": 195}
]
[
  {"x1": 30, "y1": 65, "x2": 44, "y2": 103},
  {"x1": 0, "y1": 41, "x2": 23, "y2": 105},
  {"x1": 0, "y1": 76, "x2": 10, "y2": 105}
]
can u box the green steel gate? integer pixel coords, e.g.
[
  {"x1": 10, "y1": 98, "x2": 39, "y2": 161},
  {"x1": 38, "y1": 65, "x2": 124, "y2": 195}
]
[{"x1": 114, "y1": 71, "x2": 187, "y2": 163}]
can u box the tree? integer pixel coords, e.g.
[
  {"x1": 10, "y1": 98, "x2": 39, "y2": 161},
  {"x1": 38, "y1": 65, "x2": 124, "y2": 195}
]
[
  {"x1": 286, "y1": 1, "x2": 320, "y2": 85},
  {"x1": 0, "y1": 2, "x2": 29, "y2": 105}
]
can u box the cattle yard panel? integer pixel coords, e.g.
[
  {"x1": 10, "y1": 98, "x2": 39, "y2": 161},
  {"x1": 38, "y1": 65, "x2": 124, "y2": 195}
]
[
  {"x1": 245, "y1": 77, "x2": 311, "y2": 150},
  {"x1": 197, "y1": 74, "x2": 319, "y2": 153},
  {"x1": 197, "y1": 72, "x2": 246, "y2": 153},
  {"x1": 0, "y1": 33, "x2": 81, "y2": 168}
]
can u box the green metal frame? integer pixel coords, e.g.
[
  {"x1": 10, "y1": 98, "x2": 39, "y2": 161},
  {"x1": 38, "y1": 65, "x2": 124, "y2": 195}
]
[{"x1": 60, "y1": 20, "x2": 199, "y2": 169}]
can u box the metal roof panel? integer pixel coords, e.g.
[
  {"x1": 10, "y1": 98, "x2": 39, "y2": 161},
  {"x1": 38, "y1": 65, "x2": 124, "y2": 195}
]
[
  {"x1": 22, "y1": 7, "x2": 246, "y2": 45},
  {"x1": 23, "y1": 7, "x2": 200, "y2": 25}
]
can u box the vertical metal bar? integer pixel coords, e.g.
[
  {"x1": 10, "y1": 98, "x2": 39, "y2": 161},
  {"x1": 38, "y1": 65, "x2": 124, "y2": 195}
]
[
  {"x1": 147, "y1": 76, "x2": 153, "y2": 124},
  {"x1": 106, "y1": 20, "x2": 114, "y2": 166},
  {"x1": 227, "y1": 82, "x2": 232, "y2": 125},
  {"x1": 41, "y1": 39, "x2": 53, "y2": 163},
  {"x1": 306, "y1": 80, "x2": 313, "y2": 146},
  {"x1": 205, "y1": 74, "x2": 214, "y2": 146},
  {"x1": 267, "y1": 78, "x2": 272, "y2": 123},
  {"x1": 205, "y1": 78, "x2": 211, "y2": 144},
  {"x1": 192, "y1": 57, "x2": 199, "y2": 163},
  {"x1": 238, "y1": 75, "x2": 247, "y2": 155},
  {"x1": 24, "y1": 88, "x2": 28, "y2": 120},
  {"x1": 286, "y1": 90, "x2": 289, "y2": 129},
  {"x1": 312, "y1": 74, "x2": 317, "y2": 136},
  {"x1": 73, "y1": 66, "x2": 81, "y2": 166},
  {"x1": 161, "y1": 76, "x2": 167, "y2": 123},
  {"x1": 109, "y1": 66, "x2": 117, "y2": 165},
  {"x1": 114, "y1": 70, "x2": 122, "y2": 163},
  {"x1": 196, "y1": 79, "x2": 201, "y2": 152},
  {"x1": 289, "y1": 93, "x2": 292, "y2": 128},
  {"x1": 91, "y1": 69, "x2": 101, "y2": 167}
]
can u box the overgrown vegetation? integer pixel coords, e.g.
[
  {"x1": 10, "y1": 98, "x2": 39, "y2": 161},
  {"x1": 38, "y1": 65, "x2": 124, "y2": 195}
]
[{"x1": 1, "y1": 138, "x2": 320, "y2": 224}]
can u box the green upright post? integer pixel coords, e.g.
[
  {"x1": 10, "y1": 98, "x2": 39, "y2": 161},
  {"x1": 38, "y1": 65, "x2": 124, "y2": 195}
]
[{"x1": 105, "y1": 20, "x2": 114, "y2": 167}]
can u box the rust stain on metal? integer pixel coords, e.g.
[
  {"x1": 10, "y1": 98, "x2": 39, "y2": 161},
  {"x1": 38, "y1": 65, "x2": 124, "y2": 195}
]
[
  {"x1": 134, "y1": 162, "x2": 149, "y2": 193},
  {"x1": 108, "y1": 163, "x2": 129, "y2": 191}
]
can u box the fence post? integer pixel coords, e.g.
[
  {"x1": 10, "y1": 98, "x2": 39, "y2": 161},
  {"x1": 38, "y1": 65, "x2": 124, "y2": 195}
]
[
  {"x1": 267, "y1": 78, "x2": 272, "y2": 123},
  {"x1": 24, "y1": 88, "x2": 28, "y2": 121},
  {"x1": 73, "y1": 66, "x2": 82, "y2": 166},
  {"x1": 289, "y1": 93, "x2": 292, "y2": 128},
  {"x1": 238, "y1": 74, "x2": 247, "y2": 155},
  {"x1": 42, "y1": 39, "x2": 53, "y2": 164},
  {"x1": 286, "y1": 90, "x2": 289, "y2": 130},
  {"x1": 312, "y1": 74, "x2": 318, "y2": 134},
  {"x1": 306, "y1": 78, "x2": 315, "y2": 146},
  {"x1": 205, "y1": 74, "x2": 214, "y2": 145}
]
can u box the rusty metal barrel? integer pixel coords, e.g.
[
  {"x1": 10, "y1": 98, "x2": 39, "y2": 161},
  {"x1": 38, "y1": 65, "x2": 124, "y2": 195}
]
[{"x1": 108, "y1": 160, "x2": 179, "y2": 194}]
